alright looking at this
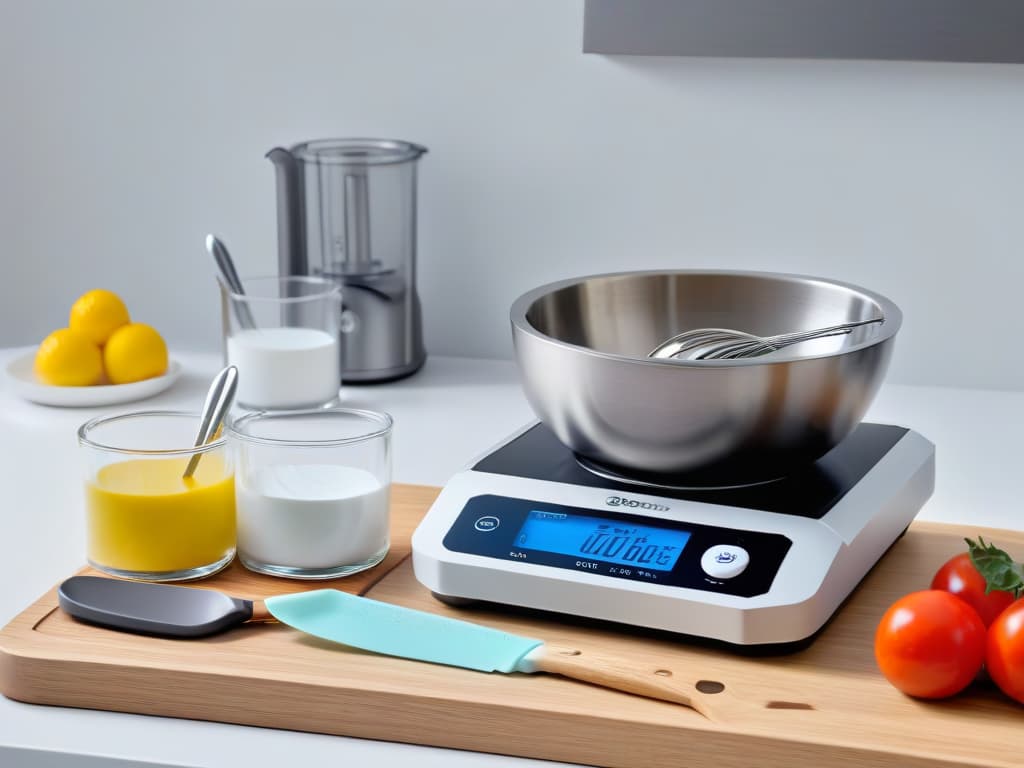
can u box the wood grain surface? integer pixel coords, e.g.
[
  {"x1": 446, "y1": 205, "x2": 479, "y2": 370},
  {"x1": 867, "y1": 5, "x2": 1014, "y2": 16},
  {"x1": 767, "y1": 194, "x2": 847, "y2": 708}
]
[{"x1": 2, "y1": 483, "x2": 1023, "y2": 768}]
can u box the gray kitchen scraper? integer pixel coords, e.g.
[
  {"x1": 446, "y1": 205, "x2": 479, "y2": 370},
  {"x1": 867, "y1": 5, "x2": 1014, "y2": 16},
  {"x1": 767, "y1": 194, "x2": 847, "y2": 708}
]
[{"x1": 57, "y1": 576, "x2": 269, "y2": 638}]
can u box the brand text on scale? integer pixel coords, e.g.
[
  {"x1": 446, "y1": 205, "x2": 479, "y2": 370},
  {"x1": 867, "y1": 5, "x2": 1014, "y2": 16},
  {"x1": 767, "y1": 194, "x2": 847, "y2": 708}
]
[{"x1": 605, "y1": 495, "x2": 671, "y2": 512}]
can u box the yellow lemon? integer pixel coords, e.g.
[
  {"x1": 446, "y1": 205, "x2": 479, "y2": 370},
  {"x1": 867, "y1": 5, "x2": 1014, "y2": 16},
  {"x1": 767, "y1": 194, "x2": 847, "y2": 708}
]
[
  {"x1": 103, "y1": 323, "x2": 168, "y2": 384},
  {"x1": 35, "y1": 328, "x2": 104, "y2": 386},
  {"x1": 69, "y1": 289, "x2": 131, "y2": 346}
]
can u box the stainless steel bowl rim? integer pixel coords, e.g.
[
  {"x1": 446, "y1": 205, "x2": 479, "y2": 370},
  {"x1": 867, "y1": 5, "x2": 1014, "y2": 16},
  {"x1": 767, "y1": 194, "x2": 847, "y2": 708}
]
[{"x1": 510, "y1": 269, "x2": 903, "y2": 368}]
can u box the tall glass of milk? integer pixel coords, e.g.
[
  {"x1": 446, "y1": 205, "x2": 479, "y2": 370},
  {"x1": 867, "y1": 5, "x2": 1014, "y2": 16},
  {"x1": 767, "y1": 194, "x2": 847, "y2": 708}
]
[
  {"x1": 227, "y1": 408, "x2": 392, "y2": 579},
  {"x1": 220, "y1": 276, "x2": 344, "y2": 410}
]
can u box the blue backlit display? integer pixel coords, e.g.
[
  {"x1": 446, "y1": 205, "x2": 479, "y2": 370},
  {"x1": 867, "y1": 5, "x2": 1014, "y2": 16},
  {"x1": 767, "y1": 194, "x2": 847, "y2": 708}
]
[{"x1": 514, "y1": 510, "x2": 689, "y2": 571}]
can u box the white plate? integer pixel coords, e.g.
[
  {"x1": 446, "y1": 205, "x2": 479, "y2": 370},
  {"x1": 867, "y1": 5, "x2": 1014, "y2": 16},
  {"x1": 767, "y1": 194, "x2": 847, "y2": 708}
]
[{"x1": 4, "y1": 352, "x2": 183, "y2": 407}]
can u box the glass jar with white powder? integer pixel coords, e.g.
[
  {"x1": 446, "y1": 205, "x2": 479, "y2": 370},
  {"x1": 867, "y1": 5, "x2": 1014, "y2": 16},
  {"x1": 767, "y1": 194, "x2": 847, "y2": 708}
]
[
  {"x1": 228, "y1": 408, "x2": 392, "y2": 579},
  {"x1": 220, "y1": 275, "x2": 344, "y2": 410}
]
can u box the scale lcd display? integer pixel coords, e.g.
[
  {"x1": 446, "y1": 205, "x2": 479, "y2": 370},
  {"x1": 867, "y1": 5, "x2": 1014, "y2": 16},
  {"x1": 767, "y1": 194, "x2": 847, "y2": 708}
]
[{"x1": 515, "y1": 510, "x2": 689, "y2": 571}]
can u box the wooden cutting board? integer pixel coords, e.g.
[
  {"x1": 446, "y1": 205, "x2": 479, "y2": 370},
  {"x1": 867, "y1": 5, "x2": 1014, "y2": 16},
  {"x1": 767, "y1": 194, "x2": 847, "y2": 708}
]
[{"x1": 2, "y1": 483, "x2": 1023, "y2": 768}]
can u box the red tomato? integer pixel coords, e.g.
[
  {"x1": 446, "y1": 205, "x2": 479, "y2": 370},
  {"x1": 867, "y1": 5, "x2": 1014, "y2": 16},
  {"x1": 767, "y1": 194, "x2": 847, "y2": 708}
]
[
  {"x1": 874, "y1": 590, "x2": 986, "y2": 699},
  {"x1": 931, "y1": 552, "x2": 1016, "y2": 626},
  {"x1": 987, "y1": 599, "x2": 1024, "y2": 704}
]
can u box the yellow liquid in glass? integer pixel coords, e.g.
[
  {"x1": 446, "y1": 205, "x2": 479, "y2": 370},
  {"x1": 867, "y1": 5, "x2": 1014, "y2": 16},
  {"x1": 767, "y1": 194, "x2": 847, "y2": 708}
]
[{"x1": 87, "y1": 456, "x2": 236, "y2": 574}]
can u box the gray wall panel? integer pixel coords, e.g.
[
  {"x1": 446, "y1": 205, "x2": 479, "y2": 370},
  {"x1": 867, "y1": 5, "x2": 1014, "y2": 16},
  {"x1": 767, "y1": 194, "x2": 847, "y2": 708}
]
[{"x1": 584, "y1": 0, "x2": 1024, "y2": 62}]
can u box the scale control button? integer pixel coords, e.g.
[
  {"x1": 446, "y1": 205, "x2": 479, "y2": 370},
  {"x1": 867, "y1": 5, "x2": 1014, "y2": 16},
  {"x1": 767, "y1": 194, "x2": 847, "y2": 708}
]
[
  {"x1": 474, "y1": 516, "x2": 500, "y2": 532},
  {"x1": 700, "y1": 545, "x2": 750, "y2": 579}
]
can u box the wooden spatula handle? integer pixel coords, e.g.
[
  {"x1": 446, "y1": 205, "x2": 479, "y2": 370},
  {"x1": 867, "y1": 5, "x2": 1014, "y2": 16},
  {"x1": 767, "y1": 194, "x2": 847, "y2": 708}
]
[
  {"x1": 523, "y1": 642, "x2": 735, "y2": 721},
  {"x1": 247, "y1": 600, "x2": 276, "y2": 623}
]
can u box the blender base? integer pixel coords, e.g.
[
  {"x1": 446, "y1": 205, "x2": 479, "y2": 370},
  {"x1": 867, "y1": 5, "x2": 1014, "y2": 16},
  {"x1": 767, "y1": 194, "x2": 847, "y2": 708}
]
[{"x1": 342, "y1": 354, "x2": 427, "y2": 384}]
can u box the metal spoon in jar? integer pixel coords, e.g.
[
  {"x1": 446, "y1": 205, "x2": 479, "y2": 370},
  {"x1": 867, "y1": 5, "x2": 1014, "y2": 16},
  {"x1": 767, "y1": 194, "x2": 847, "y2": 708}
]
[
  {"x1": 182, "y1": 365, "x2": 239, "y2": 479},
  {"x1": 206, "y1": 234, "x2": 257, "y2": 330}
]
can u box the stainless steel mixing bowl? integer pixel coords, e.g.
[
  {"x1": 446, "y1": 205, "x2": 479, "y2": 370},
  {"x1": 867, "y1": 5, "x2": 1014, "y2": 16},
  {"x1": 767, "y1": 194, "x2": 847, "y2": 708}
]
[{"x1": 510, "y1": 270, "x2": 901, "y2": 483}]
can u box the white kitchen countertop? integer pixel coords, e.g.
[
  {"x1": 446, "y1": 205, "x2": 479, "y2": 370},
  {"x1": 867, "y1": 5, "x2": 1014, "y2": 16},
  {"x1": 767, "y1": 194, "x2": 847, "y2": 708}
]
[{"x1": 1, "y1": 347, "x2": 1021, "y2": 767}]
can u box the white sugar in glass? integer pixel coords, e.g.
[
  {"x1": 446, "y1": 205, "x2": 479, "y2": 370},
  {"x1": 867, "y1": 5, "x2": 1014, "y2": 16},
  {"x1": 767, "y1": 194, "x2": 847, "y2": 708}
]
[{"x1": 228, "y1": 408, "x2": 392, "y2": 579}]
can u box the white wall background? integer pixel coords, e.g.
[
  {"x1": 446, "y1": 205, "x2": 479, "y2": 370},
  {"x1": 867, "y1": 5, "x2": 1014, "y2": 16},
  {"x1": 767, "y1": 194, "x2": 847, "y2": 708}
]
[{"x1": 1, "y1": 0, "x2": 1022, "y2": 390}]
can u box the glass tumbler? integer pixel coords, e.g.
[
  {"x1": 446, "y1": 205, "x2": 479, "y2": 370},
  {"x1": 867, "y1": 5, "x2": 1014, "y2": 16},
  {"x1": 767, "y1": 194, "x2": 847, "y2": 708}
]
[
  {"x1": 78, "y1": 411, "x2": 237, "y2": 581},
  {"x1": 220, "y1": 275, "x2": 343, "y2": 410},
  {"x1": 228, "y1": 408, "x2": 392, "y2": 579}
]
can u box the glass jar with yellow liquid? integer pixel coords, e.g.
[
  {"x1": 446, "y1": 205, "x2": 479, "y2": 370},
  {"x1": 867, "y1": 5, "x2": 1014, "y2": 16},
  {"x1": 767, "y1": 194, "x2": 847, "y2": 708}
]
[{"x1": 78, "y1": 411, "x2": 236, "y2": 581}]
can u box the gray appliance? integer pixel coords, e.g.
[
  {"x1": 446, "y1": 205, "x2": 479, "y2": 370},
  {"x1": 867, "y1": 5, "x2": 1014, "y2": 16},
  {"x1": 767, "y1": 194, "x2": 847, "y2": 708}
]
[{"x1": 268, "y1": 138, "x2": 427, "y2": 383}]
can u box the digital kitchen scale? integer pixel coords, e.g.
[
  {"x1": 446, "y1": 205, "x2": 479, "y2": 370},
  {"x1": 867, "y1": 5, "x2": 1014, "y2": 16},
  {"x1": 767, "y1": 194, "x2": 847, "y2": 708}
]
[{"x1": 411, "y1": 422, "x2": 935, "y2": 648}]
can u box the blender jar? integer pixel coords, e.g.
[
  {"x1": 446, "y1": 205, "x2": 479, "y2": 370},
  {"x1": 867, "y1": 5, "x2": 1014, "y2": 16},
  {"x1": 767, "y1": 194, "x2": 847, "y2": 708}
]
[{"x1": 268, "y1": 138, "x2": 428, "y2": 383}]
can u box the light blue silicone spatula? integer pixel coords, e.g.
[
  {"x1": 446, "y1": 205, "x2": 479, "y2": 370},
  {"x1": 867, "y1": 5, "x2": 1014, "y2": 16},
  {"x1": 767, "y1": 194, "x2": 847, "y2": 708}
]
[
  {"x1": 57, "y1": 576, "x2": 767, "y2": 720},
  {"x1": 265, "y1": 589, "x2": 745, "y2": 720}
]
